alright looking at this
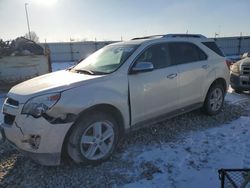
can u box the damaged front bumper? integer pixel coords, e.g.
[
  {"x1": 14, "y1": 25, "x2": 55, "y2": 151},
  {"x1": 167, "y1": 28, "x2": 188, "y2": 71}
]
[
  {"x1": 1, "y1": 115, "x2": 72, "y2": 166},
  {"x1": 1, "y1": 100, "x2": 73, "y2": 166},
  {"x1": 5, "y1": 135, "x2": 61, "y2": 166}
]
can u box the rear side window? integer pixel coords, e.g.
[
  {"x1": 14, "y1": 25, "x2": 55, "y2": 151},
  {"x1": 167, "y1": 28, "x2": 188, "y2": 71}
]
[
  {"x1": 169, "y1": 42, "x2": 207, "y2": 65},
  {"x1": 202, "y1": 42, "x2": 224, "y2": 57},
  {"x1": 136, "y1": 43, "x2": 172, "y2": 69}
]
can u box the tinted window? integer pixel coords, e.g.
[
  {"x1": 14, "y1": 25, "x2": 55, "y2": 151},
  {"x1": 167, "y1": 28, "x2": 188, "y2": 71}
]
[
  {"x1": 202, "y1": 42, "x2": 224, "y2": 57},
  {"x1": 136, "y1": 44, "x2": 171, "y2": 69},
  {"x1": 169, "y1": 42, "x2": 207, "y2": 65}
]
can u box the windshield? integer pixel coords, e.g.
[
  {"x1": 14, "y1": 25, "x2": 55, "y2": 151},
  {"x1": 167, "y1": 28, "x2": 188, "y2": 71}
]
[{"x1": 72, "y1": 44, "x2": 138, "y2": 74}]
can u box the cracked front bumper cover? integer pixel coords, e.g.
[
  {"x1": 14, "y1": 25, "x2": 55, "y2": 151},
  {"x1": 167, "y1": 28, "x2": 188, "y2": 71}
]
[
  {"x1": 1, "y1": 114, "x2": 72, "y2": 166},
  {"x1": 20, "y1": 149, "x2": 61, "y2": 166},
  {"x1": 6, "y1": 137, "x2": 61, "y2": 166}
]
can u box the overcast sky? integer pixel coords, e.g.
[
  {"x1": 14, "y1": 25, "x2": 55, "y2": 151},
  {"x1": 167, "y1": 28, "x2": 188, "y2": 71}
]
[{"x1": 0, "y1": 0, "x2": 250, "y2": 42}]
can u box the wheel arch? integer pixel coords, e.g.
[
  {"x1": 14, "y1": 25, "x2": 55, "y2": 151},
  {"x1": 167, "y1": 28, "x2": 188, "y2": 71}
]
[
  {"x1": 210, "y1": 78, "x2": 227, "y2": 92},
  {"x1": 61, "y1": 103, "x2": 125, "y2": 161},
  {"x1": 204, "y1": 77, "x2": 227, "y2": 101}
]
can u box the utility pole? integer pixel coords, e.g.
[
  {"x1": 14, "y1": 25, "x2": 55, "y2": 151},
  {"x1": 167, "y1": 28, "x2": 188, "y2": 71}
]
[{"x1": 25, "y1": 3, "x2": 31, "y2": 40}]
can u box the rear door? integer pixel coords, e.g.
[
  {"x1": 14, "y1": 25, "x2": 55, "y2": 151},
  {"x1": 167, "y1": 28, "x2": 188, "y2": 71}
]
[
  {"x1": 128, "y1": 43, "x2": 179, "y2": 125},
  {"x1": 169, "y1": 42, "x2": 208, "y2": 107}
]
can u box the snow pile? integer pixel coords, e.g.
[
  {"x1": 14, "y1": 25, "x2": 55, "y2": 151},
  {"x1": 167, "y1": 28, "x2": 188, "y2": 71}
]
[{"x1": 226, "y1": 92, "x2": 249, "y2": 105}]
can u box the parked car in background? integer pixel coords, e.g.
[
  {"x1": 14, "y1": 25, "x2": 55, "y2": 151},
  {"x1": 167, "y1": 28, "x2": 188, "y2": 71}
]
[
  {"x1": 230, "y1": 52, "x2": 250, "y2": 93},
  {"x1": 225, "y1": 55, "x2": 241, "y2": 64},
  {"x1": 0, "y1": 34, "x2": 229, "y2": 166},
  {"x1": 241, "y1": 52, "x2": 250, "y2": 59}
]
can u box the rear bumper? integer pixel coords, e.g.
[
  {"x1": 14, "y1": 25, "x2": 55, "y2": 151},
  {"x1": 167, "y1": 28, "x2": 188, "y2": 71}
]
[{"x1": 230, "y1": 73, "x2": 250, "y2": 91}]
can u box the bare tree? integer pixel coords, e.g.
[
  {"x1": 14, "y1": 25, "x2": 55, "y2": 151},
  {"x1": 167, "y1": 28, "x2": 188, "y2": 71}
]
[{"x1": 24, "y1": 31, "x2": 39, "y2": 43}]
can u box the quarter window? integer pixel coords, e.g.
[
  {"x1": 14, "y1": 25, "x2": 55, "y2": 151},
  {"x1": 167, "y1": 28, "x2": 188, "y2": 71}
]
[
  {"x1": 169, "y1": 42, "x2": 207, "y2": 65},
  {"x1": 202, "y1": 42, "x2": 224, "y2": 57}
]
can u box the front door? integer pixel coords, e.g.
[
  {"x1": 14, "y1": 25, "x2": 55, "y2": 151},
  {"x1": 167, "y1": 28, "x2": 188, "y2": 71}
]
[{"x1": 128, "y1": 43, "x2": 179, "y2": 125}]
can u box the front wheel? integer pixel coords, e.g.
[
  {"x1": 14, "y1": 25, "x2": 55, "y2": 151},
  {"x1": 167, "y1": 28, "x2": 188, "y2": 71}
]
[
  {"x1": 67, "y1": 111, "x2": 119, "y2": 164},
  {"x1": 202, "y1": 84, "x2": 225, "y2": 115}
]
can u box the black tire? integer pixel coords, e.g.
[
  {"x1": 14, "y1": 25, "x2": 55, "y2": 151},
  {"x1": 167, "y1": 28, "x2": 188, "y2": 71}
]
[
  {"x1": 202, "y1": 84, "x2": 225, "y2": 115},
  {"x1": 67, "y1": 111, "x2": 119, "y2": 165}
]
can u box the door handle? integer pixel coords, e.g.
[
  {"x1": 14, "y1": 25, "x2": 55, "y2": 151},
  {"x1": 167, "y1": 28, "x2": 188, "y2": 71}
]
[
  {"x1": 202, "y1": 65, "x2": 209, "y2": 69},
  {"x1": 167, "y1": 73, "x2": 177, "y2": 79}
]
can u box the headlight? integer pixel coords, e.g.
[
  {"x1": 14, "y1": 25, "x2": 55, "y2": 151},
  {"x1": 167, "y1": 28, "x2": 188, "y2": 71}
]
[
  {"x1": 22, "y1": 93, "x2": 61, "y2": 118},
  {"x1": 231, "y1": 63, "x2": 240, "y2": 74}
]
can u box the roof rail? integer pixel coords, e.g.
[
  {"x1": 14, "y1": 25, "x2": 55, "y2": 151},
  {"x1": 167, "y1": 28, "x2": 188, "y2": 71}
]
[
  {"x1": 131, "y1": 34, "x2": 207, "y2": 40},
  {"x1": 131, "y1": 35, "x2": 164, "y2": 40},
  {"x1": 164, "y1": 34, "x2": 207, "y2": 39}
]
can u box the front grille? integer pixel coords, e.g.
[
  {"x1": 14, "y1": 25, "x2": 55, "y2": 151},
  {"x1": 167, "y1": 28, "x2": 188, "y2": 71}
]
[
  {"x1": 6, "y1": 98, "x2": 19, "y2": 107},
  {"x1": 242, "y1": 65, "x2": 250, "y2": 75},
  {"x1": 242, "y1": 81, "x2": 250, "y2": 85},
  {"x1": 4, "y1": 114, "x2": 16, "y2": 125},
  {"x1": 241, "y1": 65, "x2": 250, "y2": 86}
]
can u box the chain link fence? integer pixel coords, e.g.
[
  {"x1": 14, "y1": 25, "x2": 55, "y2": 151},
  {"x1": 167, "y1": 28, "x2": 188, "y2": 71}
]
[{"x1": 218, "y1": 169, "x2": 250, "y2": 188}]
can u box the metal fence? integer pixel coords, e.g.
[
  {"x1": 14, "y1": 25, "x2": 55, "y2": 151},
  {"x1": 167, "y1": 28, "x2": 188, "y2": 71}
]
[
  {"x1": 218, "y1": 169, "x2": 250, "y2": 188},
  {"x1": 42, "y1": 41, "x2": 116, "y2": 62},
  {"x1": 215, "y1": 36, "x2": 250, "y2": 57},
  {"x1": 42, "y1": 36, "x2": 250, "y2": 62}
]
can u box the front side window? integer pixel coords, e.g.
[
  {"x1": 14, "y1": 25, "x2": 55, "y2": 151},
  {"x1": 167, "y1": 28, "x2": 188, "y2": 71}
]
[
  {"x1": 169, "y1": 42, "x2": 207, "y2": 65},
  {"x1": 72, "y1": 44, "x2": 138, "y2": 74},
  {"x1": 136, "y1": 43, "x2": 171, "y2": 69}
]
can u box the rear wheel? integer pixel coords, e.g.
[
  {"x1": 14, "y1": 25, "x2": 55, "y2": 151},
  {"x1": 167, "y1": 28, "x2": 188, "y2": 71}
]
[
  {"x1": 67, "y1": 111, "x2": 119, "y2": 164},
  {"x1": 203, "y1": 84, "x2": 225, "y2": 115}
]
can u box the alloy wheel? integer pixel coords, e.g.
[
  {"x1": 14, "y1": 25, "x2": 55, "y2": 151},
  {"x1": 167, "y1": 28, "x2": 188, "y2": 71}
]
[
  {"x1": 209, "y1": 88, "x2": 223, "y2": 112},
  {"x1": 80, "y1": 121, "x2": 115, "y2": 160}
]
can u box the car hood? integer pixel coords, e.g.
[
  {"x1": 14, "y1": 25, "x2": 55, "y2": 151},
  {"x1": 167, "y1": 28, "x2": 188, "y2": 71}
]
[
  {"x1": 8, "y1": 70, "x2": 103, "y2": 103},
  {"x1": 240, "y1": 57, "x2": 250, "y2": 66}
]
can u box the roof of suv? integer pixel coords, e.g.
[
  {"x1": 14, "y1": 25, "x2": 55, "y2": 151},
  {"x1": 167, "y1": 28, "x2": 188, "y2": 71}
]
[{"x1": 112, "y1": 34, "x2": 214, "y2": 46}]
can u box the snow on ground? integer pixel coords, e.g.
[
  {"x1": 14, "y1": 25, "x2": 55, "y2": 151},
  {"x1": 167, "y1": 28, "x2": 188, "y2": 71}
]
[
  {"x1": 122, "y1": 114, "x2": 250, "y2": 188},
  {"x1": 122, "y1": 92, "x2": 250, "y2": 188},
  {"x1": 226, "y1": 87, "x2": 249, "y2": 104}
]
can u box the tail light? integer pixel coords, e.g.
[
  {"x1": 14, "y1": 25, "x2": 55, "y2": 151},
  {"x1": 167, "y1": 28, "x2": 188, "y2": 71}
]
[{"x1": 225, "y1": 60, "x2": 232, "y2": 70}]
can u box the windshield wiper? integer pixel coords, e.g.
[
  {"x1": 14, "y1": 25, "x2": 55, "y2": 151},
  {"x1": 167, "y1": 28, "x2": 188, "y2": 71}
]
[
  {"x1": 74, "y1": 69, "x2": 95, "y2": 75},
  {"x1": 67, "y1": 65, "x2": 76, "y2": 71}
]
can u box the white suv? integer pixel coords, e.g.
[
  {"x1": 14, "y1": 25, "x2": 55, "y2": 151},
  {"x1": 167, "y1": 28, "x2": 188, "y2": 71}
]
[{"x1": 0, "y1": 34, "x2": 230, "y2": 165}]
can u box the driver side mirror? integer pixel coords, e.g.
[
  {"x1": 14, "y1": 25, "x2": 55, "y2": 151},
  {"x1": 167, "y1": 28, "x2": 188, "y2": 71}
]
[{"x1": 131, "y1": 61, "x2": 154, "y2": 74}]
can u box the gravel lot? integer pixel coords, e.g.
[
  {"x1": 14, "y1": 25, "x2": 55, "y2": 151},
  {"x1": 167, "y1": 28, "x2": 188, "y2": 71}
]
[{"x1": 0, "y1": 93, "x2": 250, "y2": 188}]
